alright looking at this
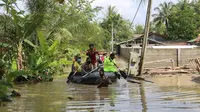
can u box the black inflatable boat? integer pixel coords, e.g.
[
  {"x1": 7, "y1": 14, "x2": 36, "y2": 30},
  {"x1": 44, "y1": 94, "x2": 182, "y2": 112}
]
[{"x1": 70, "y1": 72, "x2": 117, "y2": 85}]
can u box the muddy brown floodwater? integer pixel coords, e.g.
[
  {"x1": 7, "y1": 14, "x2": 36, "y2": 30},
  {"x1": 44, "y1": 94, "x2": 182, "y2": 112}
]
[
  {"x1": 1, "y1": 57, "x2": 200, "y2": 112},
  {"x1": 1, "y1": 75, "x2": 200, "y2": 112}
]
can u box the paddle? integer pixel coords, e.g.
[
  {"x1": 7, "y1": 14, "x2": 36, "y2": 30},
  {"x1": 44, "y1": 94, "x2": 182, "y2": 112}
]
[
  {"x1": 76, "y1": 66, "x2": 102, "y2": 83},
  {"x1": 114, "y1": 63, "x2": 128, "y2": 79},
  {"x1": 66, "y1": 71, "x2": 78, "y2": 84},
  {"x1": 82, "y1": 66, "x2": 100, "y2": 78},
  {"x1": 67, "y1": 64, "x2": 82, "y2": 84}
]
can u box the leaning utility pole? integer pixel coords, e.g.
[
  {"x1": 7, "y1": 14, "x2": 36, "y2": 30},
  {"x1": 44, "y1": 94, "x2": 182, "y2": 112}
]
[
  {"x1": 111, "y1": 22, "x2": 114, "y2": 52},
  {"x1": 138, "y1": 0, "x2": 152, "y2": 76}
]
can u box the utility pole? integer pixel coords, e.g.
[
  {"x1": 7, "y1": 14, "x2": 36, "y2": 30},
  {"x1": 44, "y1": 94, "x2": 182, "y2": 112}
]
[
  {"x1": 111, "y1": 22, "x2": 114, "y2": 52},
  {"x1": 138, "y1": 0, "x2": 152, "y2": 76}
]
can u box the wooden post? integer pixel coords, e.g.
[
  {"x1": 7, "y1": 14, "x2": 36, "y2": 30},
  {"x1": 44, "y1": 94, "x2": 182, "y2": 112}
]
[
  {"x1": 177, "y1": 48, "x2": 181, "y2": 67},
  {"x1": 138, "y1": 0, "x2": 152, "y2": 76},
  {"x1": 111, "y1": 22, "x2": 114, "y2": 52},
  {"x1": 127, "y1": 52, "x2": 133, "y2": 76},
  {"x1": 171, "y1": 59, "x2": 175, "y2": 70}
]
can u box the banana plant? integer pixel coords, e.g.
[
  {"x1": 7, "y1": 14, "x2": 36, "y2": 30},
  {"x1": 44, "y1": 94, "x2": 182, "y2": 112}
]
[{"x1": 1, "y1": 0, "x2": 44, "y2": 70}]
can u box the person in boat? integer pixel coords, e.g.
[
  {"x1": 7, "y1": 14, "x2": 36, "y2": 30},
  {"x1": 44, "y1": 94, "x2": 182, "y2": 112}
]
[
  {"x1": 86, "y1": 44, "x2": 99, "y2": 68},
  {"x1": 98, "y1": 52, "x2": 120, "y2": 88},
  {"x1": 100, "y1": 52, "x2": 107, "y2": 62},
  {"x1": 66, "y1": 54, "x2": 82, "y2": 83},
  {"x1": 103, "y1": 52, "x2": 120, "y2": 79},
  {"x1": 97, "y1": 55, "x2": 103, "y2": 68},
  {"x1": 73, "y1": 55, "x2": 82, "y2": 75},
  {"x1": 98, "y1": 68, "x2": 112, "y2": 88},
  {"x1": 81, "y1": 57, "x2": 93, "y2": 75}
]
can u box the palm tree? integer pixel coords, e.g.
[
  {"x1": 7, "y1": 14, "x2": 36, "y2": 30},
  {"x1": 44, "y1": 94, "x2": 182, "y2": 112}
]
[
  {"x1": 177, "y1": 0, "x2": 190, "y2": 10},
  {"x1": 152, "y1": 2, "x2": 174, "y2": 30}
]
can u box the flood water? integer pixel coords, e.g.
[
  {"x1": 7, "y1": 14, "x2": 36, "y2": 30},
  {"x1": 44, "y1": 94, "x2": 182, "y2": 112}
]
[{"x1": 1, "y1": 75, "x2": 200, "y2": 112}]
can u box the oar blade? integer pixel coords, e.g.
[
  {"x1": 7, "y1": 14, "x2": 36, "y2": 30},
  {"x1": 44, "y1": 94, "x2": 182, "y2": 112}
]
[{"x1": 119, "y1": 70, "x2": 128, "y2": 79}]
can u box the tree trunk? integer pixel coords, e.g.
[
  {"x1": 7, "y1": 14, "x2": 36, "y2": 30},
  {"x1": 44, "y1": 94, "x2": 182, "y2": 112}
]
[{"x1": 17, "y1": 42, "x2": 23, "y2": 70}]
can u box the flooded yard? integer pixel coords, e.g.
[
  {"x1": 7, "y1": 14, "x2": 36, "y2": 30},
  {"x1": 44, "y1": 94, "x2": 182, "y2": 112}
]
[{"x1": 1, "y1": 74, "x2": 200, "y2": 112}]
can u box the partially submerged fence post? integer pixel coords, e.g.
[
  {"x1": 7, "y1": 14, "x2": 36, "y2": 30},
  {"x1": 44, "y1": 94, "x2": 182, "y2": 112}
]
[
  {"x1": 127, "y1": 52, "x2": 133, "y2": 76},
  {"x1": 177, "y1": 48, "x2": 181, "y2": 67},
  {"x1": 171, "y1": 59, "x2": 175, "y2": 70}
]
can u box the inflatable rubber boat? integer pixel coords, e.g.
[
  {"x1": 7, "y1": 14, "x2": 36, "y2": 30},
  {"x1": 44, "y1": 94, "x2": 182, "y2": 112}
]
[{"x1": 70, "y1": 72, "x2": 117, "y2": 85}]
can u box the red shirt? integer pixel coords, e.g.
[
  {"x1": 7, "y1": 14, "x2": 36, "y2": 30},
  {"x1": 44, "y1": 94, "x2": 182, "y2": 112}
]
[{"x1": 86, "y1": 49, "x2": 98, "y2": 65}]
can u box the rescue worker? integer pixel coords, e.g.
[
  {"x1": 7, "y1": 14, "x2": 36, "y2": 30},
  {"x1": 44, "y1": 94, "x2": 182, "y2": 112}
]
[{"x1": 103, "y1": 53, "x2": 120, "y2": 79}]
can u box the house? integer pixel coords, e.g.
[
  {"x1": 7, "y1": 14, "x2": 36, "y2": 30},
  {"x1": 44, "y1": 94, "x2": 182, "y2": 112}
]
[
  {"x1": 117, "y1": 32, "x2": 167, "y2": 47},
  {"x1": 116, "y1": 32, "x2": 198, "y2": 55},
  {"x1": 116, "y1": 32, "x2": 167, "y2": 55}
]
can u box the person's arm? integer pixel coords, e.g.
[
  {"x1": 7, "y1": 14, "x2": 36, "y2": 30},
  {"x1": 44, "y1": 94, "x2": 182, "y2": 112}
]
[
  {"x1": 86, "y1": 50, "x2": 90, "y2": 56},
  {"x1": 94, "y1": 49, "x2": 99, "y2": 55},
  {"x1": 113, "y1": 59, "x2": 119, "y2": 68}
]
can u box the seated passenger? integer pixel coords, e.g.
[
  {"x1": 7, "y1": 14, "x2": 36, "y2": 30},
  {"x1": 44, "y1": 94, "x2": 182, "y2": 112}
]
[
  {"x1": 73, "y1": 55, "x2": 82, "y2": 75},
  {"x1": 82, "y1": 57, "x2": 93, "y2": 75},
  {"x1": 67, "y1": 54, "x2": 82, "y2": 83}
]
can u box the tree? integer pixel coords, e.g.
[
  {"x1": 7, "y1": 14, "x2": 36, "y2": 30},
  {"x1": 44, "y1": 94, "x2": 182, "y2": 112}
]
[
  {"x1": 152, "y1": 2, "x2": 174, "y2": 30},
  {"x1": 167, "y1": 6, "x2": 199, "y2": 40},
  {"x1": 150, "y1": 22, "x2": 166, "y2": 34},
  {"x1": 100, "y1": 6, "x2": 133, "y2": 49},
  {"x1": 134, "y1": 24, "x2": 144, "y2": 34},
  {"x1": 0, "y1": 0, "x2": 105, "y2": 72}
]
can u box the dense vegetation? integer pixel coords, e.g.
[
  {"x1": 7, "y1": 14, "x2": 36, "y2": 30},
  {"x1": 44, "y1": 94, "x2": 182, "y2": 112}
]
[
  {"x1": 151, "y1": 0, "x2": 200, "y2": 40},
  {"x1": 0, "y1": 0, "x2": 133, "y2": 102}
]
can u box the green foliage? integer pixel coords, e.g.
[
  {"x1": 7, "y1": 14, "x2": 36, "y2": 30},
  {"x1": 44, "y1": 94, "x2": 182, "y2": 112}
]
[
  {"x1": 7, "y1": 70, "x2": 30, "y2": 82},
  {"x1": 0, "y1": 79, "x2": 12, "y2": 98},
  {"x1": 151, "y1": 0, "x2": 200, "y2": 40},
  {"x1": 167, "y1": 4, "x2": 200, "y2": 40},
  {"x1": 152, "y1": 2, "x2": 174, "y2": 34},
  {"x1": 0, "y1": 0, "x2": 108, "y2": 101},
  {"x1": 150, "y1": 22, "x2": 166, "y2": 34},
  {"x1": 100, "y1": 6, "x2": 133, "y2": 49},
  {"x1": 134, "y1": 24, "x2": 144, "y2": 34}
]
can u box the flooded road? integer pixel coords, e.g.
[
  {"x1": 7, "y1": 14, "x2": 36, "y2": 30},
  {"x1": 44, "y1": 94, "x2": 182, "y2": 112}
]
[{"x1": 1, "y1": 75, "x2": 200, "y2": 112}]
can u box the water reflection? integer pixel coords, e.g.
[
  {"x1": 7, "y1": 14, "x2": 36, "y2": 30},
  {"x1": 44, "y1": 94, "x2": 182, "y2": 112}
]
[
  {"x1": 140, "y1": 82, "x2": 147, "y2": 112},
  {"x1": 1, "y1": 75, "x2": 200, "y2": 112}
]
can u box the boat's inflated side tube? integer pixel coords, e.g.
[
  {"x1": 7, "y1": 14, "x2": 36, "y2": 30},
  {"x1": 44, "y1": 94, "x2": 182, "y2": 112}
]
[{"x1": 71, "y1": 72, "x2": 117, "y2": 85}]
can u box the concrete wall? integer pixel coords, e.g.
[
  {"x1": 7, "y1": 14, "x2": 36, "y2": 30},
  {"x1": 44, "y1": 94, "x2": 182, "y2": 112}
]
[{"x1": 120, "y1": 46, "x2": 200, "y2": 68}]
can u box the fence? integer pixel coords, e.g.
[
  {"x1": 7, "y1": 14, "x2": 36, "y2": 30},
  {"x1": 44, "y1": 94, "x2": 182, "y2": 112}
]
[{"x1": 120, "y1": 46, "x2": 200, "y2": 68}]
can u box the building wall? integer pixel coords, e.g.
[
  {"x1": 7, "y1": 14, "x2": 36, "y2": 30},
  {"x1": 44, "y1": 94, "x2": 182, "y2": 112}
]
[{"x1": 120, "y1": 46, "x2": 200, "y2": 68}]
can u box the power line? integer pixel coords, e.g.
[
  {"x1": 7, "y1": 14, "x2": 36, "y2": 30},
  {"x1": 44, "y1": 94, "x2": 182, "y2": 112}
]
[{"x1": 130, "y1": 0, "x2": 143, "y2": 27}]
